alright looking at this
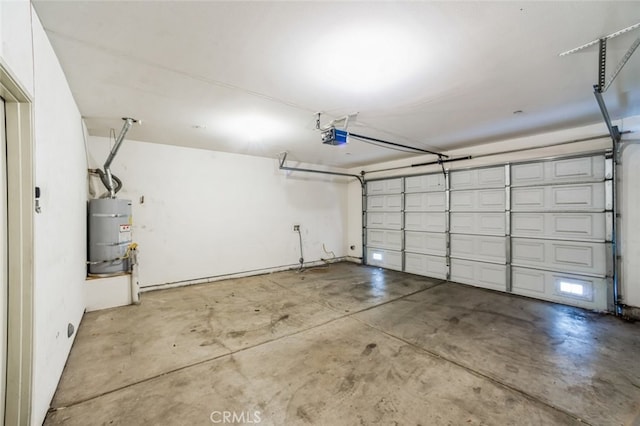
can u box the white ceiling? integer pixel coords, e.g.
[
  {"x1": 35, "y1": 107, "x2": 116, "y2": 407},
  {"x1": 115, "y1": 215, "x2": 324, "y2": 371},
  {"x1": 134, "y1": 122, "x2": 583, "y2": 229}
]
[{"x1": 32, "y1": 1, "x2": 640, "y2": 168}]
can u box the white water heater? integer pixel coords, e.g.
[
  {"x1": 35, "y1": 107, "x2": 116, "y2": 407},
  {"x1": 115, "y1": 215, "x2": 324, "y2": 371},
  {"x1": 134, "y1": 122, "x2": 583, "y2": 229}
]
[{"x1": 88, "y1": 198, "x2": 132, "y2": 275}]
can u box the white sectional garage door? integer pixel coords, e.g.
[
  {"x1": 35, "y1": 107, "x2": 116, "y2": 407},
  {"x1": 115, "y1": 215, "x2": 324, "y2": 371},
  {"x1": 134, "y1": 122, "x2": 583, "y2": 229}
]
[
  {"x1": 404, "y1": 173, "x2": 447, "y2": 279},
  {"x1": 363, "y1": 153, "x2": 612, "y2": 311},
  {"x1": 365, "y1": 178, "x2": 403, "y2": 271},
  {"x1": 509, "y1": 155, "x2": 611, "y2": 310},
  {"x1": 449, "y1": 166, "x2": 508, "y2": 292}
]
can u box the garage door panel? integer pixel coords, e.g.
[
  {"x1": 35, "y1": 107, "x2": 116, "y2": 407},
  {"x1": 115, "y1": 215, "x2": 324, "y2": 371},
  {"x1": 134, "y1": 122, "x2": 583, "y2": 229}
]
[
  {"x1": 404, "y1": 253, "x2": 447, "y2": 279},
  {"x1": 405, "y1": 192, "x2": 446, "y2": 212},
  {"x1": 450, "y1": 235, "x2": 506, "y2": 263},
  {"x1": 367, "y1": 194, "x2": 402, "y2": 212},
  {"x1": 367, "y1": 248, "x2": 402, "y2": 271},
  {"x1": 553, "y1": 156, "x2": 604, "y2": 180},
  {"x1": 405, "y1": 174, "x2": 445, "y2": 193},
  {"x1": 554, "y1": 186, "x2": 594, "y2": 207},
  {"x1": 367, "y1": 178, "x2": 402, "y2": 195},
  {"x1": 450, "y1": 170, "x2": 474, "y2": 189},
  {"x1": 512, "y1": 267, "x2": 546, "y2": 294},
  {"x1": 405, "y1": 231, "x2": 446, "y2": 255},
  {"x1": 450, "y1": 191, "x2": 474, "y2": 211},
  {"x1": 511, "y1": 156, "x2": 605, "y2": 187},
  {"x1": 452, "y1": 260, "x2": 474, "y2": 280},
  {"x1": 450, "y1": 212, "x2": 506, "y2": 235},
  {"x1": 450, "y1": 189, "x2": 505, "y2": 212},
  {"x1": 512, "y1": 267, "x2": 607, "y2": 310},
  {"x1": 511, "y1": 183, "x2": 605, "y2": 211},
  {"x1": 405, "y1": 212, "x2": 446, "y2": 232},
  {"x1": 511, "y1": 212, "x2": 606, "y2": 241},
  {"x1": 366, "y1": 212, "x2": 402, "y2": 230},
  {"x1": 511, "y1": 187, "x2": 544, "y2": 210},
  {"x1": 450, "y1": 259, "x2": 506, "y2": 291},
  {"x1": 512, "y1": 239, "x2": 545, "y2": 262},
  {"x1": 511, "y1": 238, "x2": 607, "y2": 276},
  {"x1": 449, "y1": 213, "x2": 474, "y2": 234},
  {"x1": 367, "y1": 229, "x2": 402, "y2": 250},
  {"x1": 450, "y1": 166, "x2": 505, "y2": 190}
]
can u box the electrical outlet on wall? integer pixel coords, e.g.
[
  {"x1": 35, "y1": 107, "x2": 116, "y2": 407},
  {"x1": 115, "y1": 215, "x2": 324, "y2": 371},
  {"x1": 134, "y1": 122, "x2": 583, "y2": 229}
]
[{"x1": 293, "y1": 224, "x2": 300, "y2": 232}]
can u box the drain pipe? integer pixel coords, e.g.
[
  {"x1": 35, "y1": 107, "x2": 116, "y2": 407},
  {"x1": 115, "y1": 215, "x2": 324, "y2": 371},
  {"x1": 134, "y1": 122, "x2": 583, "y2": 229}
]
[
  {"x1": 129, "y1": 244, "x2": 140, "y2": 304},
  {"x1": 103, "y1": 117, "x2": 137, "y2": 198},
  {"x1": 361, "y1": 176, "x2": 366, "y2": 266}
]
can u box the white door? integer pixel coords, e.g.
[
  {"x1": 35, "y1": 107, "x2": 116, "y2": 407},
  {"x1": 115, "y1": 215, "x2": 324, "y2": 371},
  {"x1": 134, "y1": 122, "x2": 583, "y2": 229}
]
[{"x1": 0, "y1": 96, "x2": 7, "y2": 424}]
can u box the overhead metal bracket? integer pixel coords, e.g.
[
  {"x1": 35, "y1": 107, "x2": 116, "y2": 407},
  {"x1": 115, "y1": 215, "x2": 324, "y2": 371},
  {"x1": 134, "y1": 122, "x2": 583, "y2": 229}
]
[
  {"x1": 598, "y1": 38, "x2": 607, "y2": 92},
  {"x1": 437, "y1": 155, "x2": 446, "y2": 177},
  {"x1": 594, "y1": 87, "x2": 621, "y2": 143},
  {"x1": 559, "y1": 22, "x2": 640, "y2": 57},
  {"x1": 585, "y1": 25, "x2": 640, "y2": 143},
  {"x1": 603, "y1": 35, "x2": 640, "y2": 92},
  {"x1": 591, "y1": 33, "x2": 640, "y2": 93},
  {"x1": 560, "y1": 23, "x2": 639, "y2": 141},
  {"x1": 278, "y1": 152, "x2": 364, "y2": 187}
]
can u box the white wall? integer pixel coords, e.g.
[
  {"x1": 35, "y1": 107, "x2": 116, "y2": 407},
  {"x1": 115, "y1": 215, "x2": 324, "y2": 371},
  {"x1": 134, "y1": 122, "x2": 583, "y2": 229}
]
[
  {"x1": 32, "y1": 15, "x2": 87, "y2": 425},
  {"x1": 620, "y1": 141, "x2": 640, "y2": 308},
  {"x1": 1, "y1": 3, "x2": 87, "y2": 425},
  {"x1": 348, "y1": 116, "x2": 640, "y2": 310},
  {"x1": 0, "y1": 0, "x2": 34, "y2": 96},
  {"x1": 87, "y1": 137, "x2": 349, "y2": 288}
]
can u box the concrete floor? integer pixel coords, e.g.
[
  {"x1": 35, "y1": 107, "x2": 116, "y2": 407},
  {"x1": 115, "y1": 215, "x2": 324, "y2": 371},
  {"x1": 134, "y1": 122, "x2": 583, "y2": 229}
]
[{"x1": 46, "y1": 262, "x2": 640, "y2": 425}]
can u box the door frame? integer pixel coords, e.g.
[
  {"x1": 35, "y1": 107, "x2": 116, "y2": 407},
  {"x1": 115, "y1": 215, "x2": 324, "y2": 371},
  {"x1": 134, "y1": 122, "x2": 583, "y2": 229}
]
[{"x1": 0, "y1": 59, "x2": 35, "y2": 425}]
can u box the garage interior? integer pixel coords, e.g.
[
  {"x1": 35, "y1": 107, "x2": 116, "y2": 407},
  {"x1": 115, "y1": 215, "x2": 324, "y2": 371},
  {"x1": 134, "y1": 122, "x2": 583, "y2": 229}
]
[{"x1": 1, "y1": 1, "x2": 640, "y2": 425}]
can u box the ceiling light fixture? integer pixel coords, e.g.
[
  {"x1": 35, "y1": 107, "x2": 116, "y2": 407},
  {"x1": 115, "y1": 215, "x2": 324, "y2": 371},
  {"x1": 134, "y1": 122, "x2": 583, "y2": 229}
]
[
  {"x1": 309, "y1": 24, "x2": 425, "y2": 93},
  {"x1": 217, "y1": 113, "x2": 288, "y2": 142}
]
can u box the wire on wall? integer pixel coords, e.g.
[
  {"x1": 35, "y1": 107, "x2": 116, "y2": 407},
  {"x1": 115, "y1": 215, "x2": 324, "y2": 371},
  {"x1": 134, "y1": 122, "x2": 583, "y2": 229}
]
[
  {"x1": 321, "y1": 244, "x2": 336, "y2": 263},
  {"x1": 296, "y1": 226, "x2": 304, "y2": 272}
]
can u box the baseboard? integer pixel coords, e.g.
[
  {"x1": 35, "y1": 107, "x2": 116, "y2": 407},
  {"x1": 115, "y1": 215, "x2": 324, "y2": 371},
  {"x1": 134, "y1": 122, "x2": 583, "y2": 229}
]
[
  {"x1": 621, "y1": 305, "x2": 640, "y2": 321},
  {"x1": 140, "y1": 257, "x2": 351, "y2": 293}
]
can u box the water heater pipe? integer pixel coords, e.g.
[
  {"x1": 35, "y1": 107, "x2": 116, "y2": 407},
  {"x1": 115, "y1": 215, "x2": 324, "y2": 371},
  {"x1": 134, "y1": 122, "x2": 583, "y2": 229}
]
[
  {"x1": 103, "y1": 117, "x2": 137, "y2": 198},
  {"x1": 129, "y1": 245, "x2": 140, "y2": 305}
]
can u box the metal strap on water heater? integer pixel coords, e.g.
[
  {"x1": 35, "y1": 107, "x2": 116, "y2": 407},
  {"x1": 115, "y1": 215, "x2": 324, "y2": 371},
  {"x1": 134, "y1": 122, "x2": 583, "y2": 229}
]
[{"x1": 91, "y1": 213, "x2": 129, "y2": 218}]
